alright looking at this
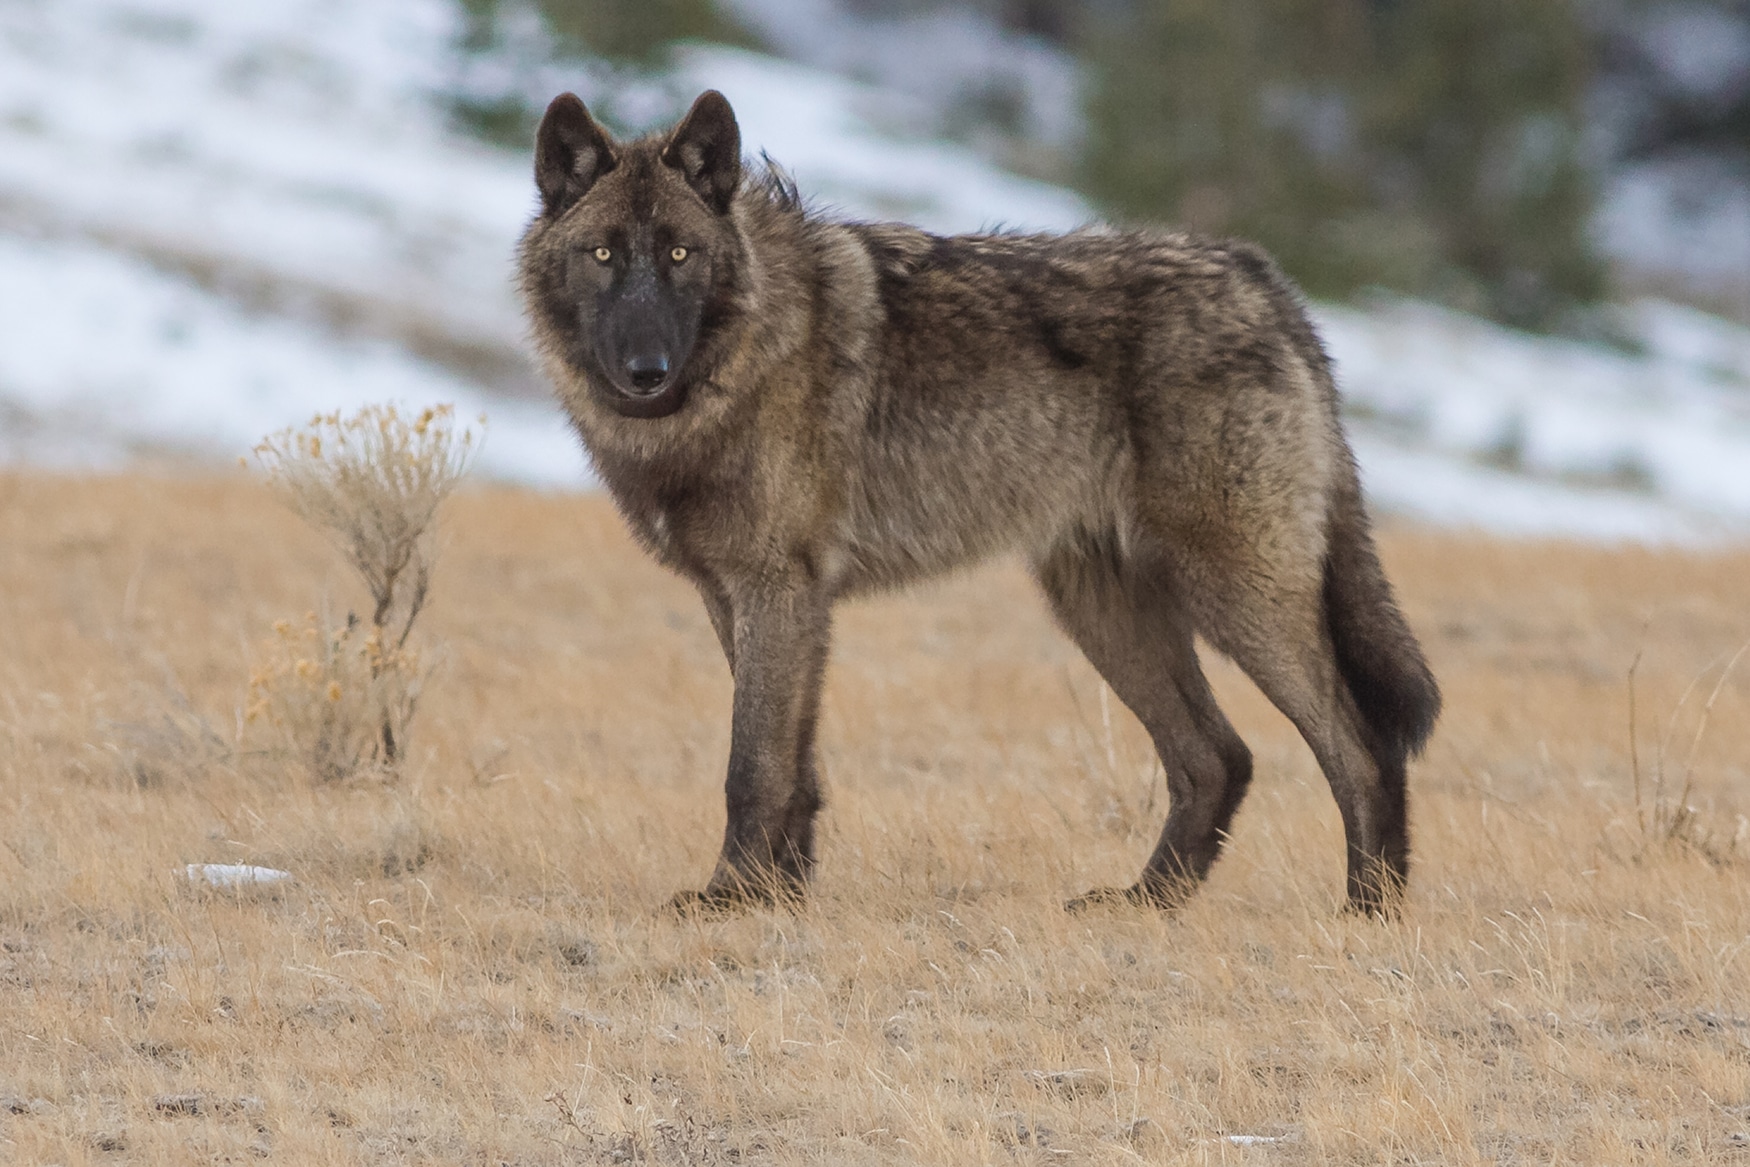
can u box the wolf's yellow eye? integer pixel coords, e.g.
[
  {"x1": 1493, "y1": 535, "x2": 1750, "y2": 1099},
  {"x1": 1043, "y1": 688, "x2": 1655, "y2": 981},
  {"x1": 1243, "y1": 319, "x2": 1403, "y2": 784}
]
[
  {"x1": 593, "y1": 247, "x2": 612, "y2": 263},
  {"x1": 670, "y1": 246, "x2": 689, "y2": 264}
]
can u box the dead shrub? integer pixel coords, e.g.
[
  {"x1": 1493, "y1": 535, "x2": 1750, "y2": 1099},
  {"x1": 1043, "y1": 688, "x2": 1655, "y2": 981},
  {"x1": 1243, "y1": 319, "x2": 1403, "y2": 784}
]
[
  {"x1": 245, "y1": 610, "x2": 424, "y2": 783},
  {"x1": 247, "y1": 404, "x2": 478, "y2": 779}
]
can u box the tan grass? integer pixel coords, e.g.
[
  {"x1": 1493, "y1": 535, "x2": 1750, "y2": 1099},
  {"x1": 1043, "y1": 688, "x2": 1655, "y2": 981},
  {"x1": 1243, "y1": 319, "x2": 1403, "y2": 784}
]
[{"x1": 1, "y1": 471, "x2": 1748, "y2": 1164}]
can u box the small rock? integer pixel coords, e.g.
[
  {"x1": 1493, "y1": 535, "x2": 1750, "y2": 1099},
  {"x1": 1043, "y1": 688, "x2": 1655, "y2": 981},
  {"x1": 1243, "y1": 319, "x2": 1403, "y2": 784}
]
[
  {"x1": 993, "y1": 1112, "x2": 1050, "y2": 1147},
  {"x1": 552, "y1": 935, "x2": 596, "y2": 968},
  {"x1": 181, "y1": 864, "x2": 293, "y2": 890},
  {"x1": 1125, "y1": 1117, "x2": 1163, "y2": 1146},
  {"x1": 151, "y1": 1092, "x2": 261, "y2": 1117},
  {"x1": 1025, "y1": 1068, "x2": 1108, "y2": 1099}
]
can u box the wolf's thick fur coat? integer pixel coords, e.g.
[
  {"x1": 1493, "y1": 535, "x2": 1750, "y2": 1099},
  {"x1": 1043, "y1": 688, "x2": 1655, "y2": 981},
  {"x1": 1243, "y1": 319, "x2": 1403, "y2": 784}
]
[{"x1": 518, "y1": 91, "x2": 1440, "y2": 913}]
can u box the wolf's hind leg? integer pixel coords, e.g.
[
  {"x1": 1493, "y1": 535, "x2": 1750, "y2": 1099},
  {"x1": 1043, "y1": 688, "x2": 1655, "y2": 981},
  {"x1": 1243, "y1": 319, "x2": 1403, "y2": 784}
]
[
  {"x1": 1189, "y1": 569, "x2": 1403, "y2": 915},
  {"x1": 1034, "y1": 534, "x2": 1253, "y2": 910}
]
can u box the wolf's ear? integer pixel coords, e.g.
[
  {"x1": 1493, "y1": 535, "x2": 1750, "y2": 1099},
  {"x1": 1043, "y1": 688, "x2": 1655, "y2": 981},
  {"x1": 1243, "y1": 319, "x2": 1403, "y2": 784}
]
[
  {"x1": 534, "y1": 93, "x2": 617, "y2": 218},
  {"x1": 661, "y1": 90, "x2": 741, "y2": 215}
]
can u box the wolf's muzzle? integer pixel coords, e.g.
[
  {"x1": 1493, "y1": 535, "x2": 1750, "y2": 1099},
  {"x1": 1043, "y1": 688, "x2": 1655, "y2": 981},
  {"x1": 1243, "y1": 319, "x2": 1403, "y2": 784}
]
[
  {"x1": 625, "y1": 354, "x2": 670, "y2": 391},
  {"x1": 600, "y1": 369, "x2": 688, "y2": 419}
]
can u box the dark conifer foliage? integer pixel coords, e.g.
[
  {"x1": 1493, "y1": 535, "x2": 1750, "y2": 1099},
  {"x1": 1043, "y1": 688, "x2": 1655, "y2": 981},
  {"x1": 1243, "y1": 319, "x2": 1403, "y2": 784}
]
[{"x1": 1079, "y1": 0, "x2": 1606, "y2": 330}]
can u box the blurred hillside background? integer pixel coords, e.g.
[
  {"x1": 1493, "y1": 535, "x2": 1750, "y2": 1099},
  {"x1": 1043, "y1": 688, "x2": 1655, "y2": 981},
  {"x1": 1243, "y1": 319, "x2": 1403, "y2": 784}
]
[{"x1": 1, "y1": 0, "x2": 1747, "y2": 541}]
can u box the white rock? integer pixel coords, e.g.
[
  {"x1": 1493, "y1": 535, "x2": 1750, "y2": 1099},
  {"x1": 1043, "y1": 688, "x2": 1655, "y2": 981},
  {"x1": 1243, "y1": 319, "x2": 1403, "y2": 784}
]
[{"x1": 182, "y1": 864, "x2": 294, "y2": 889}]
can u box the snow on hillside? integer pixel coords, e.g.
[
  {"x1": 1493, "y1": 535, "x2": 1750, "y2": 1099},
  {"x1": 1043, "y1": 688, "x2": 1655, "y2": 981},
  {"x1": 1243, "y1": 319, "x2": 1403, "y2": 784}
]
[
  {"x1": 0, "y1": 0, "x2": 537, "y2": 378},
  {"x1": 1325, "y1": 297, "x2": 1750, "y2": 543},
  {"x1": 1, "y1": 0, "x2": 1747, "y2": 544},
  {"x1": 0, "y1": 229, "x2": 579, "y2": 481},
  {"x1": 716, "y1": 0, "x2": 1084, "y2": 152}
]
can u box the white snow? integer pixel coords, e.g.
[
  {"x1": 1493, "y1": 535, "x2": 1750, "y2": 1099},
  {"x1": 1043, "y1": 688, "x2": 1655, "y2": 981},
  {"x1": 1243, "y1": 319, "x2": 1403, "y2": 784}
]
[
  {"x1": 0, "y1": 229, "x2": 579, "y2": 481},
  {"x1": 719, "y1": 0, "x2": 1086, "y2": 151},
  {"x1": 1595, "y1": 157, "x2": 1750, "y2": 311},
  {"x1": 0, "y1": 0, "x2": 537, "y2": 354},
  {"x1": 1321, "y1": 297, "x2": 1750, "y2": 541},
  {"x1": 2, "y1": 0, "x2": 1748, "y2": 545},
  {"x1": 449, "y1": 33, "x2": 1093, "y2": 232},
  {"x1": 670, "y1": 45, "x2": 1091, "y2": 233},
  {"x1": 1634, "y1": 2, "x2": 1750, "y2": 102}
]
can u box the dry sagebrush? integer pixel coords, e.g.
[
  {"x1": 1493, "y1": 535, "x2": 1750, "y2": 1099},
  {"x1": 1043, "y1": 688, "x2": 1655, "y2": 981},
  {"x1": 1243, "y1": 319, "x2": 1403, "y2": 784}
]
[
  {"x1": 248, "y1": 405, "x2": 478, "y2": 778},
  {"x1": 244, "y1": 611, "x2": 425, "y2": 784}
]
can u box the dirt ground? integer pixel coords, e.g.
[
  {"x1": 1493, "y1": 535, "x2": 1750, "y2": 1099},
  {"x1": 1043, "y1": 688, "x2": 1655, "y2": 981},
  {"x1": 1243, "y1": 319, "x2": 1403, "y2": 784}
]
[{"x1": 2, "y1": 472, "x2": 1747, "y2": 1164}]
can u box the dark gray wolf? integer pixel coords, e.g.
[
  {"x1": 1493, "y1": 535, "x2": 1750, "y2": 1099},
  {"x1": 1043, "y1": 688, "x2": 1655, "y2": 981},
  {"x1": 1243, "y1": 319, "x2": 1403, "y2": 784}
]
[{"x1": 517, "y1": 90, "x2": 1440, "y2": 915}]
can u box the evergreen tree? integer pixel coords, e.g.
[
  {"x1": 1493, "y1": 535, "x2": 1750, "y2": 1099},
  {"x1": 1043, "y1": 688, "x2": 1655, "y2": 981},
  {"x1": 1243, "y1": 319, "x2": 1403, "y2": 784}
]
[
  {"x1": 1081, "y1": 0, "x2": 1606, "y2": 329},
  {"x1": 461, "y1": 0, "x2": 745, "y2": 65}
]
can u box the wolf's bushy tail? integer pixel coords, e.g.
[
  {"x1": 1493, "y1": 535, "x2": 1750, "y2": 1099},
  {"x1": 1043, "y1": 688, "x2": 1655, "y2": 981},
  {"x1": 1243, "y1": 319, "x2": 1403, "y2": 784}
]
[{"x1": 1322, "y1": 454, "x2": 1441, "y2": 763}]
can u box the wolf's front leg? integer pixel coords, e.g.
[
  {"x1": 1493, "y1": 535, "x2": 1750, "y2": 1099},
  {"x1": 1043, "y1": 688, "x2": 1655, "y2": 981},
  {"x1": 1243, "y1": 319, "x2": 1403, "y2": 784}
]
[{"x1": 674, "y1": 579, "x2": 831, "y2": 911}]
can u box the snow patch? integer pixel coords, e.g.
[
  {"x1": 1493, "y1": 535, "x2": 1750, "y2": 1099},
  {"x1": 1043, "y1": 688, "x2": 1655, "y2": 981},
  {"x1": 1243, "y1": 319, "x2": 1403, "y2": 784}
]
[
  {"x1": 1322, "y1": 296, "x2": 1750, "y2": 541},
  {"x1": 0, "y1": 230, "x2": 583, "y2": 484},
  {"x1": 670, "y1": 45, "x2": 1091, "y2": 233},
  {"x1": 1, "y1": 0, "x2": 1748, "y2": 546}
]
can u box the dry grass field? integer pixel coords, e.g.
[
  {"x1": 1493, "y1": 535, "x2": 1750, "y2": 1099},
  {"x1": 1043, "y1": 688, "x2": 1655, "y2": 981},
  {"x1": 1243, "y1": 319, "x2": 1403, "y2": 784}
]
[{"x1": 2, "y1": 471, "x2": 1748, "y2": 1165}]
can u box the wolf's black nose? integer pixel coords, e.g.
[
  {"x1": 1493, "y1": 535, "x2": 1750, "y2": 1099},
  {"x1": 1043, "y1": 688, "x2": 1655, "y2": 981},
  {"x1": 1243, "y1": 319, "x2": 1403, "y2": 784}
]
[{"x1": 626, "y1": 355, "x2": 669, "y2": 391}]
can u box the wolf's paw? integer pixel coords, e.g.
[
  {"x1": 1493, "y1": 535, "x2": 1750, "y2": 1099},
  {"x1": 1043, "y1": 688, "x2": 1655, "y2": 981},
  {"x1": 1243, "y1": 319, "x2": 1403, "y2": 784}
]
[
  {"x1": 658, "y1": 888, "x2": 735, "y2": 916},
  {"x1": 1066, "y1": 876, "x2": 1194, "y2": 912},
  {"x1": 1065, "y1": 884, "x2": 1151, "y2": 913},
  {"x1": 1344, "y1": 865, "x2": 1407, "y2": 920},
  {"x1": 665, "y1": 875, "x2": 804, "y2": 917},
  {"x1": 1342, "y1": 892, "x2": 1404, "y2": 921},
  {"x1": 664, "y1": 886, "x2": 752, "y2": 916}
]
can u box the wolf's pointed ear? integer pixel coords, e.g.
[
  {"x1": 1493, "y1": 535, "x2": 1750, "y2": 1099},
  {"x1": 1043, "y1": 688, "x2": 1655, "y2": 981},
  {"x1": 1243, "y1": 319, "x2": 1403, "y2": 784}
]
[
  {"x1": 661, "y1": 90, "x2": 741, "y2": 215},
  {"x1": 535, "y1": 93, "x2": 617, "y2": 218}
]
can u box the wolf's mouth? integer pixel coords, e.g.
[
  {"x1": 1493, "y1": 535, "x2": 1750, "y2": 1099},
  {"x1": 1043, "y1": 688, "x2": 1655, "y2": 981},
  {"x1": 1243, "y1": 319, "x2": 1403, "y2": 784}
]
[{"x1": 600, "y1": 376, "x2": 688, "y2": 419}]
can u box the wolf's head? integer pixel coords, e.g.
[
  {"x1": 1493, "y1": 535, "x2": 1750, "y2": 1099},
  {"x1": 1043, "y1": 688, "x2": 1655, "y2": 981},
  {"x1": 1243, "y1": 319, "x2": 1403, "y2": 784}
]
[{"x1": 519, "y1": 91, "x2": 744, "y2": 421}]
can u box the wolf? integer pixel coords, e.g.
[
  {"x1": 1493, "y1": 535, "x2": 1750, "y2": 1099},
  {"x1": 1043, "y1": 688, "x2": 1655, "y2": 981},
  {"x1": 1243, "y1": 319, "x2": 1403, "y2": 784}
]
[{"x1": 517, "y1": 90, "x2": 1441, "y2": 915}]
